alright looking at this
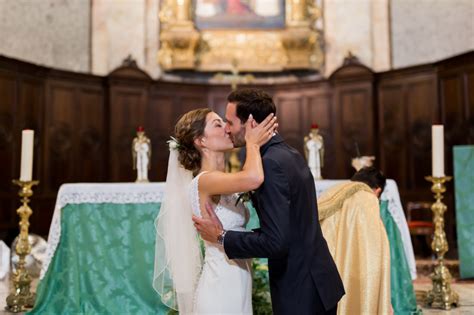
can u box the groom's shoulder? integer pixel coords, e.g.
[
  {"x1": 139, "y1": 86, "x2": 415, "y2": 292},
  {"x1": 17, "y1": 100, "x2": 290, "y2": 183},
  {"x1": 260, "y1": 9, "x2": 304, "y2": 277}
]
[
  {"x1": 263, "y1": 141, "x2": 287, "y2": 157},
  {"x1": 262, "y1": 143, "x2": 295, "y2": 166},
  {"x1": 266, "y1": 139, "x2": 300, "y2": 156}
]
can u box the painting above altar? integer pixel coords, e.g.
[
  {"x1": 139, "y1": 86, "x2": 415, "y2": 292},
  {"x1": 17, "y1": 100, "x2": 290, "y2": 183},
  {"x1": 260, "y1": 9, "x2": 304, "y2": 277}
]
[
  {"x1": 158, "y1": 0, "x2": 324, "y2": 72},
  {"x1": 195, "y1": 0, "x2": 285, "y2": 29}
]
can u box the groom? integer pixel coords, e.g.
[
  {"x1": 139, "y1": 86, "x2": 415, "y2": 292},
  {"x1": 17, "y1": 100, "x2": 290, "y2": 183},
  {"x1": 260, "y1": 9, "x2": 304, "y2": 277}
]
[{"x1": 193, "y1": 88, "x2": 345, "y2": 314}]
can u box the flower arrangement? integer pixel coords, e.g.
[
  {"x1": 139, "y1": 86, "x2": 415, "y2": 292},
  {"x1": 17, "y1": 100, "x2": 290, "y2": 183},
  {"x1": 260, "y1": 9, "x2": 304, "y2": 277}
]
[
  {"x1": 252, "y1": 258, "x2": 272, "y2": 315},
  {"x1": 167, "y1": 136, "x2": 180, "y2": 150},
  {"x1": 235, "y1": 191, "x2": 253, "y2": 206}
]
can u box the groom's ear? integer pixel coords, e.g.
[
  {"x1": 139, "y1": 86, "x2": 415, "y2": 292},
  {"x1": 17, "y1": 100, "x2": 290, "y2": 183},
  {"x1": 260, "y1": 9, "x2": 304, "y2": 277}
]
[{"x1": 251, "y1": 119, "x2": 257, "y2": 128}]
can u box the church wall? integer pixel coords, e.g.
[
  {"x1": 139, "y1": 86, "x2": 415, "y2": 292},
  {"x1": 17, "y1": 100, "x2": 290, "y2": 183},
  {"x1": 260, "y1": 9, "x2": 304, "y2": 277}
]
[
  {"x1": 0, "y1": 0, "x2": 91, "y2": 72},
  {"x1": 1, "y1": 1, "x2": 470, "y2": 79},
  {"x1": 390, "y1": 0, "x2": 474, "y2": 68},
  {"x1": 91, "y1": 0, "x2": 160, "y2": 78},
  {"x1": 323, "y1": 0, "x2": 391, "y2": 76}
]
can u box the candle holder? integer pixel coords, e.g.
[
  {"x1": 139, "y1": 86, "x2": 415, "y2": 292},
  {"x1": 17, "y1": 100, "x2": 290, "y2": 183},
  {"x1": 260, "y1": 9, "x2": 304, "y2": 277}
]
[
  {"x1": 5, "y1": 179, "x2": 39, "y2": 313},
  {"x1": 423, "y1": 176, "x2": 459, "y2": 310}
]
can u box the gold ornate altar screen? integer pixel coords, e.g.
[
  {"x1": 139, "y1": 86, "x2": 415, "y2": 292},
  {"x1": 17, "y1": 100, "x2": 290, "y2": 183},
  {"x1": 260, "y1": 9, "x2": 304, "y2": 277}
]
[{"x1": 158, "y1": 0, "x2": 323, "y2": 72}]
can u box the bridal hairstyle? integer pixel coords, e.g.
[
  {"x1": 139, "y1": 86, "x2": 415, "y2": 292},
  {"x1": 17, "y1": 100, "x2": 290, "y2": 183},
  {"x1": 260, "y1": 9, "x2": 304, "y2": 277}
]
[
  {"x1": 174, "y1": 108, "x2": 212, "y2": 174},
  {"x1": 227, "y1": 88, "x2": 277, "y2": 124}
]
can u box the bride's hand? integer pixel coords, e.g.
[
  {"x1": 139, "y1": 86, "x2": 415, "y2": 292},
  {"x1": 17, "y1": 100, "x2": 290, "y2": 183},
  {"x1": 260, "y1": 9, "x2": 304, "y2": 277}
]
[{"x1": 245, "y1": 113, "x2": 278, "y2": 147}]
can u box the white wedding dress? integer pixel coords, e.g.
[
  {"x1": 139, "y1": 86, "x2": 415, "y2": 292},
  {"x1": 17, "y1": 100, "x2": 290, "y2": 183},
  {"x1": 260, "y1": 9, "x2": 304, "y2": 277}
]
[{"x1": 190, "y1": 172, "x2": 253, "y2": 315}]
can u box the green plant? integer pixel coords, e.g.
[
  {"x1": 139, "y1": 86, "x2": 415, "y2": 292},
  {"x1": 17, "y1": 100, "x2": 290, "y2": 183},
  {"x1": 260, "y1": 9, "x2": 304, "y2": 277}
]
[{"x1": 252, "y1": 258, "x2": 273, "y2": 315}]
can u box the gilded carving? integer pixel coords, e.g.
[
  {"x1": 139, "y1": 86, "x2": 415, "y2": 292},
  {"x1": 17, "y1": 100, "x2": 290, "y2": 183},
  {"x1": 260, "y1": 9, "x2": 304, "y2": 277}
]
[
  {"x1": 158, "y1": 0, "x2": 324, "y2": 72},
  {"x1": 158, "y1": 0, "x2": 199, "y2": 70}
]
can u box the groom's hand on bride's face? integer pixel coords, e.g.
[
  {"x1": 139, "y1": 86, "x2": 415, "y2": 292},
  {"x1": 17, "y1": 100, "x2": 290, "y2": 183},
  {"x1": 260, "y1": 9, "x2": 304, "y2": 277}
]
[{"x1": 192, "y1": 202, "x2": 223, "y2": 244}]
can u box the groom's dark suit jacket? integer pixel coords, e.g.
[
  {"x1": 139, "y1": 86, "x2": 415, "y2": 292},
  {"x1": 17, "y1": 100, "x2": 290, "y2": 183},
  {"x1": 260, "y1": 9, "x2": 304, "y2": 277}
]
[{"x1": 224, "y1": 134, "x2": 345, "y2": 315}]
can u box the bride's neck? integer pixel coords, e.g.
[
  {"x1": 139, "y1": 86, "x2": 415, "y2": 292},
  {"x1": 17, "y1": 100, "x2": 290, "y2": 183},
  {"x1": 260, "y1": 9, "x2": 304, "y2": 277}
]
[{"x1": 200, "y1": 151, "x2": 226, "y2": 173}]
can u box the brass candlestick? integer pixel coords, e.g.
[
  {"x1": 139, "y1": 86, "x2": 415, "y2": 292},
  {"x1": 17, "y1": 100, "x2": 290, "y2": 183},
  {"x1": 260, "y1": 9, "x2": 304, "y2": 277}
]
[
  {"x1": 6, "y1": 179, "x2": 39, "y2": 312},
  {"x1": 424, "y1": 176, "x2": 459, "y2": 310}
]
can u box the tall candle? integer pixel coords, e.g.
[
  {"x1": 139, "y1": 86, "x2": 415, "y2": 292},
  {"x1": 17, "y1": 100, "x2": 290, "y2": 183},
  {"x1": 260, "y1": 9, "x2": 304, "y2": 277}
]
[
  {"x1": 20, "y1": 130, "x2": 34, "y2": 181},
  {"x1": 432, "y1": 125, "x2": 444, "y2": 177}
]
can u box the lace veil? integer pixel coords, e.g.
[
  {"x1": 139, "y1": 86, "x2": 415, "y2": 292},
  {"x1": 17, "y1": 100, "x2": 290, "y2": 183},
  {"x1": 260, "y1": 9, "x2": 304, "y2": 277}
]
[{"x1": 153, "y1": 140, "x2": 202, "y2": 313}]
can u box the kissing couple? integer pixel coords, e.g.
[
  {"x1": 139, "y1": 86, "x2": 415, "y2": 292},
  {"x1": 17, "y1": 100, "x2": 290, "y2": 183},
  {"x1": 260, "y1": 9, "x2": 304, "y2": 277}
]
[{"x1": 153, "y1": 88, "x2": 344, "y2": 315}]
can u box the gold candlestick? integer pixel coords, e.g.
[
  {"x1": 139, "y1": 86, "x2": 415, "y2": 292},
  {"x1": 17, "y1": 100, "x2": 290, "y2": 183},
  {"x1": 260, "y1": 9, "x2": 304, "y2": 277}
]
[
  {"x1": 6, "y1": 179, "x2": 39, "y2": 312},
  {"x1": 424, "y1": 176, "x2": 459, "y2": 310}
]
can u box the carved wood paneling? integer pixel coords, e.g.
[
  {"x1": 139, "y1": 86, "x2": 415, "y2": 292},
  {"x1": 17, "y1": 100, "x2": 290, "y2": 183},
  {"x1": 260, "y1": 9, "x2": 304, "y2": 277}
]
[
  {"x1": 333, "y1": 83, "x2": 375, "y2": 178},
  {"x1": 274, "y1": 93, "x2": 305, "y2": 152},
  {"x1": 17, "y1": 78, "x2": 44, "y2": 186},
  {"x1": 406, "y1": 76, "x2": 437, "y2": 188},
  {"x1": 147, "y1": 91, "x2": 175, "y2": 181},
  {"x1": 76, "y1": 87, "x2": 106, "y2": 182},
  {"x1": 437, "y1": 59, "x2": 474, "y2": 255},
  {"x1": 17, "y1": 77, "x2": 44, "y2": 234},
  {"x1": 440, "y1": 66, "x2": 474, "y2": 173},
  {"x1": 378, "y1": 72, "x2": 437, "y2": 190},
  {"x1": 44, "y1": 82, "x2": 77, "y2": 191},
  {"x1": 207, "y1": 88, "x2": 230, "y2": 118},
  {"x1": 0, "y1": 71, "x2": 16, "y2": 230},
  {"x1": 109, "y1": 87, "x2": 148, "y2": 182},
  {"x1": 378, "y1": 83, "x2": 408, "y2": 188},
  {"x1": 0, "y1": 72, "x2": 16, "y2": 192},
  {"x1": 306, "y1": 90, "x2": 334, "y2": 179}
]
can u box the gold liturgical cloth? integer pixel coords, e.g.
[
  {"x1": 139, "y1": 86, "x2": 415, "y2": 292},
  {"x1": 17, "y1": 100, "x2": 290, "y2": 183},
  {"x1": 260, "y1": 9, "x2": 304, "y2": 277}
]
[{"x1": 318, "y1": 182, "x2": 392, "y2": 315}]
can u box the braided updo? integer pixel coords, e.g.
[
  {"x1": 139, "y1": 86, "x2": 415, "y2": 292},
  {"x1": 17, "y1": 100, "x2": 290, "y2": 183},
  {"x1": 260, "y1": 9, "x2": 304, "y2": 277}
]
[{"x1": 174, "y1": 108, "x2": 212, "y2": 174}]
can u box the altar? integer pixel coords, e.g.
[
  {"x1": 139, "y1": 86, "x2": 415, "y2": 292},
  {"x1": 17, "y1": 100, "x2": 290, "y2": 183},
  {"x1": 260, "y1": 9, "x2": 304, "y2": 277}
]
[{"x1": 30, "y1": 179, "x2": 416, "y2": 314}]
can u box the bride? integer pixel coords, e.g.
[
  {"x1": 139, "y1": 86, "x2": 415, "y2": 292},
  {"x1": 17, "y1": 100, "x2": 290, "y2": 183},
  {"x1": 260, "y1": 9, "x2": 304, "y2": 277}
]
[{"x1": 153, "y1": 108, "x2": 277, "y2": 314}]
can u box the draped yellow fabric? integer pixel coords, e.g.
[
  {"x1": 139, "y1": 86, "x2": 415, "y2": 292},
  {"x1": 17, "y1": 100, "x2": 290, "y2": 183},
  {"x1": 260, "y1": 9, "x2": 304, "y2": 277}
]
[{"x1": 318, "y1": 182, "x2": 392, "y2": 315}]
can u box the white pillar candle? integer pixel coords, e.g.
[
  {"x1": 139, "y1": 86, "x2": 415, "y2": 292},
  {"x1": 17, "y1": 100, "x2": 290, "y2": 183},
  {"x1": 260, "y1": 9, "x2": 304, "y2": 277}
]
[
  {"x1": 432, "y1": 125, "x2": 444, "y2": 177},
  {"x1": 20, "y1": 130, "x2": 34, "y2": 181}
]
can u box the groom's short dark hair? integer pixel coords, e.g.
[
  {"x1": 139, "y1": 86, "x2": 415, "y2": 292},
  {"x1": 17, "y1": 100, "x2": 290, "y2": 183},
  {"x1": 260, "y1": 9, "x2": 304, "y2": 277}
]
[{"x1": 227, "y1": 88, "x2": 276, "y2": 124}]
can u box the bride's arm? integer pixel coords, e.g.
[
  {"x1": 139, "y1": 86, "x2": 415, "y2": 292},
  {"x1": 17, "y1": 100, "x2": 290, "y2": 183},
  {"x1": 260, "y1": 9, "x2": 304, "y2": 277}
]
[{"x1": 199, "y1": 114, "x2": 277, "y2": 195}]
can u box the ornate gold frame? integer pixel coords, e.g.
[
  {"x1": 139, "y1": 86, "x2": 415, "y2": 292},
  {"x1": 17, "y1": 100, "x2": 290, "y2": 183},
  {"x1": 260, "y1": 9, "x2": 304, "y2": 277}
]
[{"x1": 158, "y1": 0, "x2": 323, "y2": 72}]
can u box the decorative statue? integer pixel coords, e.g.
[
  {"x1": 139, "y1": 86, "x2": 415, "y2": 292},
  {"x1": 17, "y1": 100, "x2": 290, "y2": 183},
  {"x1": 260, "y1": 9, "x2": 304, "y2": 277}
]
[
  {"x1": 132, "y1": 126, "x2": 151, "y2": 183},
  {"x1": 304, "y1": 124, "x2": 324, "y2": 180}
]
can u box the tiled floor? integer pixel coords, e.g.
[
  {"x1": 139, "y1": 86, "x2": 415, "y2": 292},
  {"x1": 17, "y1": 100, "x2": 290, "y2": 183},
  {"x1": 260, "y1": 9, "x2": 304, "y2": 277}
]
[
  {"x1": 414, "y1": 277, "x2": 474, "y2": 315},
  {"x1": 1, "y1": 269, "x2": 473, "y2": 314}
]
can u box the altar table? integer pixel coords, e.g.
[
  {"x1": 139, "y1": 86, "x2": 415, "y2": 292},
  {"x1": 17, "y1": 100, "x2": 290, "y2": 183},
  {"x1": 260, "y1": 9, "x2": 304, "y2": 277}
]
[{"x1": 30, "y1": 180, "x2": 416, "y2": 314}]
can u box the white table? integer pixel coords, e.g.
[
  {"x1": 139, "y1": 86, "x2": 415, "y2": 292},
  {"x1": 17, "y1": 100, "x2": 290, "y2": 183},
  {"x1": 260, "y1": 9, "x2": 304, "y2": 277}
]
[{"x1": 41, "y1": 183, "x2": 165, "y2": 279}]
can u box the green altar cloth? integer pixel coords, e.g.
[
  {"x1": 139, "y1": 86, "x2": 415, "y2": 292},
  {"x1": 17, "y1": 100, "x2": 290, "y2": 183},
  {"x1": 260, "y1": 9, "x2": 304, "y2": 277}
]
[
  {"x1": 29, "y1": 203, "x2": 170, "y2": 315},
  {"x1": 453, "y1": 145, "x2": 474, "y2": 279},
  {"x1": 30, "y1": 201, "x2": 269, "y2": 315},
  {"x1": 30, "y1": 197, "x2": 417, "y2": 314},
  {"x1": 380, "y1": 200, "x2": 420, "y2": 315}
]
